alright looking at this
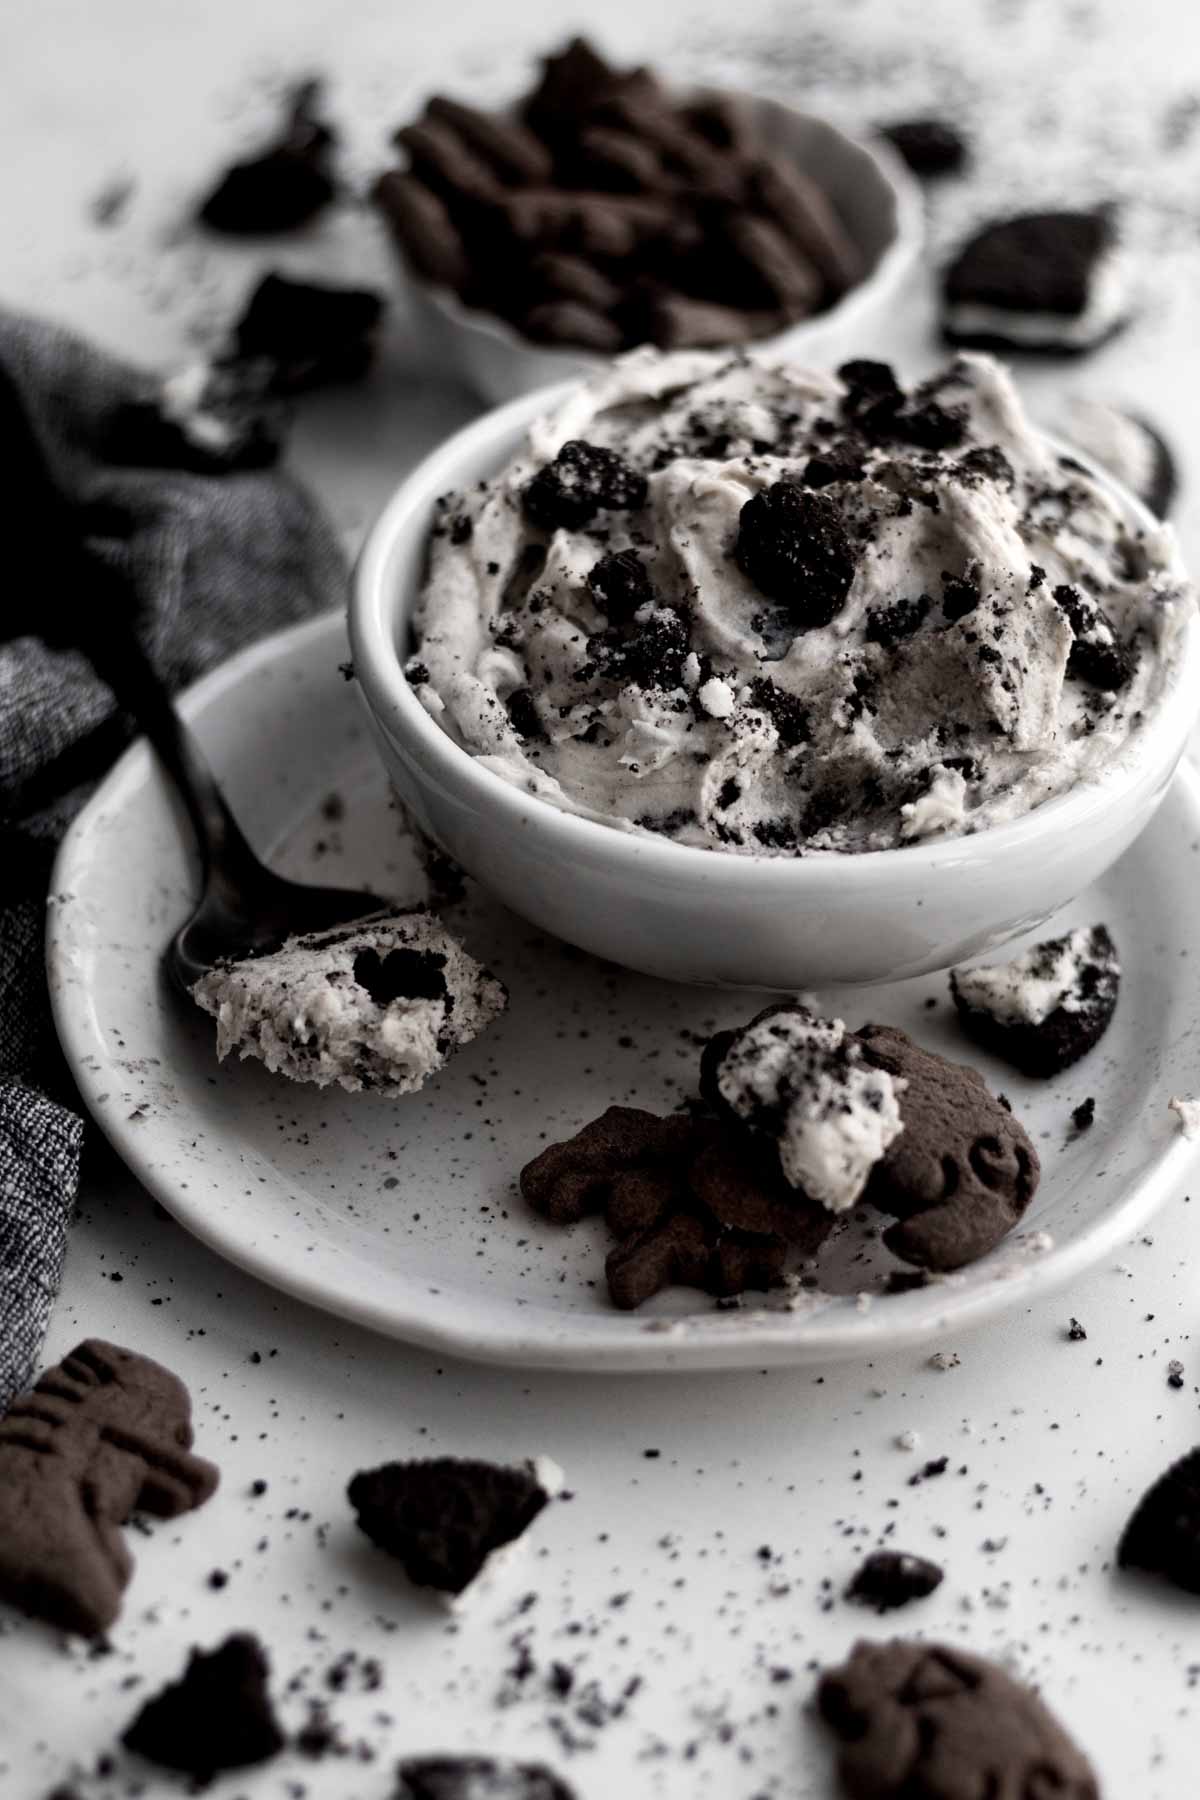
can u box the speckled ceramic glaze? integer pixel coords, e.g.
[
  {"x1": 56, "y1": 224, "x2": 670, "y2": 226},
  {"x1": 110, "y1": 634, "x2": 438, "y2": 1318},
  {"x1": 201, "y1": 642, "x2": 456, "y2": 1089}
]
[{"x1": 47, "y1": 612, "x2": 1200, "y2": 1370}]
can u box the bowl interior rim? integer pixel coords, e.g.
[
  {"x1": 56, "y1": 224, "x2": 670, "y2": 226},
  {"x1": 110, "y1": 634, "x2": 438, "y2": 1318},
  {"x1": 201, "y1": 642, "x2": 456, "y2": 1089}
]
[{"x1": 350, "y1": 379, "x2": 1200, "y2": 886}]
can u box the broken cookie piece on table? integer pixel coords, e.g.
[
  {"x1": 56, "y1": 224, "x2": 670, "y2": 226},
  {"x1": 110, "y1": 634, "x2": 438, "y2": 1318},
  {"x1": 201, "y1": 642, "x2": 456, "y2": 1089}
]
[{"x1": 191, "y1": 908, "x2": 506, "y2": 1094}]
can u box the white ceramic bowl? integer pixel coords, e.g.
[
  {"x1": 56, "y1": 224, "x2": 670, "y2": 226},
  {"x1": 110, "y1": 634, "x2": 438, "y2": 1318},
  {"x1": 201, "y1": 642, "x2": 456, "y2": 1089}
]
[
  {"x1": 399, "y1": 98, "x2": 924, "y2": 406},
  {"x1": 349, "y1": 387, "x2": 1200, "y2": 991}
]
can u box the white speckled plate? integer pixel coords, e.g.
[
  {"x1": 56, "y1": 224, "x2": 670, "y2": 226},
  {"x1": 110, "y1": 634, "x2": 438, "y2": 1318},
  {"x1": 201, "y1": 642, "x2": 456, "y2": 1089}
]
[{"x1": 47, "y1": 611, "x2": 1200, "y2": 1370}]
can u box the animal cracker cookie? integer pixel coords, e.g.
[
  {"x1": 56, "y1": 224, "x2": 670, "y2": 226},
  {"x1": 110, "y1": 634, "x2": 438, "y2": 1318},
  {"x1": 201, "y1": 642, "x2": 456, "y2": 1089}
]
[
  {"x1": 817, "y1": 1639, "x2": 1099, "y2": 1798},
  {"x1": 521, "y1": 1106, "x2": 831, "y2": 1308},
  {"x1": 0, "y1": 1339, "x2": 219, "y2": 1636},
  {"x1": 855, "y1": 1024, "x2": 1040, "y2": 1270}
]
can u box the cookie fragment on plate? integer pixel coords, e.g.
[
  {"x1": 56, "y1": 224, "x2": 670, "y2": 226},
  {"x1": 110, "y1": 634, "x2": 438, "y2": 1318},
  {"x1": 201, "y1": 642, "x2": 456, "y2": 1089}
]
[
  {"x1": 0, "y1": 1339, "x2": 218, "y2": 1637},
  {"x1": 191, "y1": 909, "x2": 506, "y2": 1095},
  {"x1": 198, "y1": 77, "x2": 337, "y2": 234},
  {"x1": 817, "y1": 1639, "x2": 1099, "y2": 1799},
  {"x1": 942, "y1": 208, "x2": 1129, "y2": 353},
  {"x1": 347, "y1": 1457, "x2": 562, "y2": 1601},
  {"x1": 950, "y1": 924, "x2": 1119, "y2": 1076},
  {"x1": 879, "y1": 118, "x2": 968, "y2": 177},
  {"x1": 395, "y1": 1755, "x2": 577, "y2": 1799},
  {"x1": 856, "y1": 1024, "x2": 1041, "y2": 1270},
  {"x1": 1118, "y1": 1446, "x2": 1200, "y2": 1592},
  {"x1": 122, "y1": 1633, "x2": 284, "y2": 1775},
  {"x1": 845, "y1": 1549, "x2": 944, "y2": 1611}
]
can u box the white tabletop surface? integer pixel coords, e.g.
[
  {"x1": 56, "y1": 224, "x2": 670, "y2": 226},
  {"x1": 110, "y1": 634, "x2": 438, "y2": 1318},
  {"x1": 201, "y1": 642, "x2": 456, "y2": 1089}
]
[{"x1": 5, "y1": 1, "x2": 1200, "y2": 1795}]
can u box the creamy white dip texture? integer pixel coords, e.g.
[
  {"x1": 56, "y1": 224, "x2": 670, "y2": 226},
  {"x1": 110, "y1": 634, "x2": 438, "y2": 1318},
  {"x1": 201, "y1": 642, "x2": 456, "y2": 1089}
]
[{"x1": 411, "y1": 348, "x2": 1191, "y2": 854}]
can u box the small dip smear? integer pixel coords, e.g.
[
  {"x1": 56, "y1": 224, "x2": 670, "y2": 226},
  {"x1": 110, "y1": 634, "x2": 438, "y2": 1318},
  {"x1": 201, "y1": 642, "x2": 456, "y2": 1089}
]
[{"x1": 191, "y1": 909, "x2": 505, "y2": 1094}]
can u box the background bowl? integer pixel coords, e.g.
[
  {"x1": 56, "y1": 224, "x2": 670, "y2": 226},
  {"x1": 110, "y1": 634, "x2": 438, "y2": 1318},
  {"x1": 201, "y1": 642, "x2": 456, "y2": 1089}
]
[
  {"x1": 398, "y1": 97, "x2": 924, "y2": 406},
  {"x1": 349, "y1": 383, "x2": 1200, "y2": 991}
]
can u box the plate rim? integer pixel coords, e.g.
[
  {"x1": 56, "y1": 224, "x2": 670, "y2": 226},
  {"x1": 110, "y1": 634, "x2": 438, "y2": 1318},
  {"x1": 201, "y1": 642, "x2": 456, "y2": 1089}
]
[{"x1": 46, "y1": 609, "x2": 1200, "y2": 1372}]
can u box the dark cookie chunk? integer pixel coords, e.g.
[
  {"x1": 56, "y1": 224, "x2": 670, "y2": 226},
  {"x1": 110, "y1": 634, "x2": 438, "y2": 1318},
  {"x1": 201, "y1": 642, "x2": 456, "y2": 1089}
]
[
  {"x1": 396, "y1": 1754, "x2": 576, "y2": 1799},
  {"x1": 845, "y1": 1550, "x2": 944, "y2": 1611},
  {"x1": 0, "y1": 1339, "x2": 219, "y2": 1636},
  {"x1": 803, "y1": 445, "x2": 867, "y2": 488},
  {"x1": 880, "y1": 118, "x2": 968, "y2": 177},
  {"x1": 955, "y1": 444, "x2": 1015, "y2": 488},
  {"x1": 864, "y1": 593, "x2": 931, "y2": 648},
  {"x1": 941, "y1": 567, "x2": 981, "y2": 622},
  {"x1": 855, "y1": 1024, "x2": 1040, "y2": 1270},
  {"x1": 837, "y1": 359, "x2": 964, "y2": 449},
  {"x1": 587, "y1": 548, "x2": 656, "y2": 622},
  {"x1": 588, "y1": 606, "x2": 691, "y2": 690},
  {"x1": 1119, "y1": 1448, "x2": 1200, "y2": 1591},
  {"x1": 106, "y1": 360, "x2": 284, "y2": 474},
  {"x1": 122, "y1": 1634, "x2": 284, "y2": 1775},
  {"x1": 950, "y1": 924, "x2": 1120, "y2": 1077},
  {"x1": 734, "y1": 482, "x2": 856, "y2": 630},
  {"x1": 233, "y1": 272, "x2": 384, "y2": 391},
  {"x1": 817, "y1": 1639, "x2": 1098, "y2": 1799},
  {"x1": 523, "y1": 440, "x2": 647, "y2": 531},
  {"x1": 353, "y1": 947, "x2": 448, "y2": 1005},
  {"x1": 198, "y1": 78, "x2": 336, "y2": 234},
  {"x1": 347, "y1": 1458, "x2": 553, "y2": 1595},
  {"x1": 943, "y1": 209, "x2": 1125, "y2": 352},
  {"x1": 746, "y1": 676, "x2": 811, "y2": 748},
  {"x1": 506, "y1": 687, "x2": 547, "y2": 741},
  {"x1": 1052, "y1": 584, "x2": 1135, "y2": 689}
]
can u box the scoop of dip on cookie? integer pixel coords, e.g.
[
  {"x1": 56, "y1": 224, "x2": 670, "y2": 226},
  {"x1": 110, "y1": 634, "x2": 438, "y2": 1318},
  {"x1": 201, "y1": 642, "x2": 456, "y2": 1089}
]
[{"x1": 410, "y1": 347, "x2": 1191, "y2": 854}]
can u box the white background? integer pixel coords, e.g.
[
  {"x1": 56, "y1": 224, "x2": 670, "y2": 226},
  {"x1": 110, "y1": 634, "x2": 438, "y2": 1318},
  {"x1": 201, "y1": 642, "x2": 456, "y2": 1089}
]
[{"x1": 5, "y1": 0, "x2": 1200, "y2": 1794}]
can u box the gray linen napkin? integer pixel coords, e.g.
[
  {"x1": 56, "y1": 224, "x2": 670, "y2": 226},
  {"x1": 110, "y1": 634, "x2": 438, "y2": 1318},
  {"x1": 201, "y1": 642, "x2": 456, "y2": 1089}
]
[{"x1": 0, "y1": 308, "x2": 345, "y2": 1411}]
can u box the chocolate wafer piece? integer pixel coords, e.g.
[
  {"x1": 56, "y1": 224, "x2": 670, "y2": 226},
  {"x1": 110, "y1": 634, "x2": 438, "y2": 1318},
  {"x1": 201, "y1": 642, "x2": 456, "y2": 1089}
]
[
  {"x1": 748, "y1": 155, "x2": 864, "y2": 294},
  {"x1": 573, "y1": 126, "x2": 665, "y2": 194},
  {"x1": 395, "y1": 119, "x2": 501, "y2": 206},
  {"x1": 373, "y1": 171, "x2": 469, "y2": 289},
  {"x1": 597, "y1": 92, "x2": 744, "y2": 199},
  {"x1": 725, "y1": 214, "x2": 823, "y2": 311},
  {"x1": 528, "y1": 251, "x2": 622, "y2": 310},
  {"x1": 524, "y1": 300, "x2": 622, "y2": 351},
  {"x1": 628, "y1": 291, "x2": 784, "y2": 349},
  {"x1": 503, "y1": 189, "x2": 670, "y2": 258},
  {"x1": 425, "y1": 94, "x2": 552, "y2": 184}
]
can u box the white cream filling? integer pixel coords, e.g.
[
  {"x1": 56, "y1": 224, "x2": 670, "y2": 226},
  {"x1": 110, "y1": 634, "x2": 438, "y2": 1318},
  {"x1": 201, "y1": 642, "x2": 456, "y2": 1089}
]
[
  {"x1": 946, "y1": 248, "x2": 1130, "y2": 349},
  {"x1": 953, "y1": 924, "x2": 1104, "y2": 1027}
]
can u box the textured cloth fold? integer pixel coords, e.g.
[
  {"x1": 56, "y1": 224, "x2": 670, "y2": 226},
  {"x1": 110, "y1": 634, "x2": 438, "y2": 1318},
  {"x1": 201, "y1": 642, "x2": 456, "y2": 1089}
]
[{"x1": 0, "y1": 309, "x2": 345, "y2": 1411}]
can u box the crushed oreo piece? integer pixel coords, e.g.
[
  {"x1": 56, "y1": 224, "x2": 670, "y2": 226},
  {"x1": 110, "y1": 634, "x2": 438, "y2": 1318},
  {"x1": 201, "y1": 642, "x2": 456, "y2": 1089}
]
[
  {"x1": 1071, "y1": 1097, "x2": 1096, "y2": 1134},
  {"x1": 881, "y1": 118, "x2": 968, "y2": 177},
  {"x1": 587, "y1": 547, "x2": 655, "y2": 621},
  {"x1": 734, "y1": 481, "x2": 856, "y2": 629},
  {"x1": 1067, "y1": 1317, "x2": 1088, "y2": 1341},
  {"x1": 943, "y1": 208, "x2": 1126, "y2": 353},
  {"x1": 1119, "y1": 1448, "x2": 1200, "y2": 1593},
  {"x1": 198, "y1": 78, "x2": 337, "y2": 234},
  {"x1": 347, "y1": 1458, "x2": 556, "y2": 1595},
  {"x1": 122, "y1": 1634, "x2": 284, "y2": 1775},
  {"x1": 233, "y1": 272, "x2": 384, "y2": 391},
  {"x1": 1052, "y1": 584, "x2": 1135, "y2": 689},
  {"x1": 941, "y1": 568, "x2": 981, "y2": 622},
  {"x1": 846, "y1": 1550, "x2": 944, "y2": 1611},
  {"x1": 523, "y1": 440, "x2": 647, "y2": 531},
  {"x1": 864, "y1": 593, "x2": 931, "y2": 648},
  {"x1": 951, "y1": 924, "x2": 1120, "y2": 1077},
  {"x1": 506, "y1": 687, "x2": 547, "y2": 741},
  {"x1": 352, "y1": 946, "x2": 449, "y2": 1005},
  {"x1": 106, "y1": 360, "x2": 283, "y2": 474},
  {"x1": 747, "y1": 675, "x2": 810, "y2": 747}
]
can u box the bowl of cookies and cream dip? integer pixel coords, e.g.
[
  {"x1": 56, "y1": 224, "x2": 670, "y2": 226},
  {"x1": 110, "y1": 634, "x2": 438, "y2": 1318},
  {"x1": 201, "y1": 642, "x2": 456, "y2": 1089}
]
[{"x1": 350, "y1": 347, "x2": 1198, "y2": 990}]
